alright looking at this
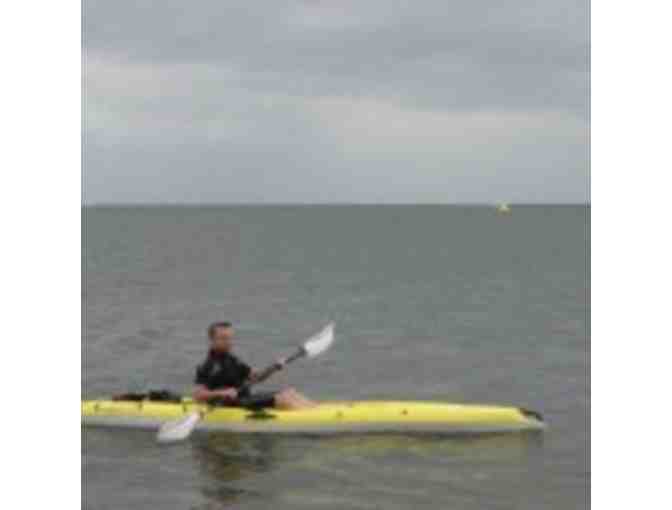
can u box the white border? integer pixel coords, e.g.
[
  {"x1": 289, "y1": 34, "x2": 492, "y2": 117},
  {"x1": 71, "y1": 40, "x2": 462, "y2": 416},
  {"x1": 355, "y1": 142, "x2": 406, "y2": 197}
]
[
  {"x1": 2, "y1": 3, "x2": 81, "y2": 508},
  {"x1": 593, "y1": 1, "x2": 672, "y2": 509}
]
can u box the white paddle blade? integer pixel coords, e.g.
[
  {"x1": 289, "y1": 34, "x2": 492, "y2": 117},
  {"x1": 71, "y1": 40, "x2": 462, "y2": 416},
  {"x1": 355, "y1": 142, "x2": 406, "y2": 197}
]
[
  {"x1": 303, "y1": 322, "x2": 335, "y2": 358},
  {"x1": 156, "y1": 412, "x2": 201, "y2": 443}
]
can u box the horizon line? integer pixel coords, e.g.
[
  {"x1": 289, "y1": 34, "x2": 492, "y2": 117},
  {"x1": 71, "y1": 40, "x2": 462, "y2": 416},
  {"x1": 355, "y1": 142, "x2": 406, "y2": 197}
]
[{"x1": 82, "y1": 201, "x2": 590, "y2": 208}]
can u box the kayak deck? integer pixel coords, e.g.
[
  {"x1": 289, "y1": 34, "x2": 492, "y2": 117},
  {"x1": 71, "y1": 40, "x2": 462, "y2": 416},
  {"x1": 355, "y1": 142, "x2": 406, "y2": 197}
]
[{"x1": 82, "y1": 399, "x2": 545, "y2": 434}]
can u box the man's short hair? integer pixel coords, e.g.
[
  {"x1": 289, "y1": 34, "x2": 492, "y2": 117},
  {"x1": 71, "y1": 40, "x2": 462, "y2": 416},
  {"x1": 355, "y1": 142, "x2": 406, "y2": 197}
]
[{"x1": 208, "y1": 321, "x2": 233, "y2": 339}]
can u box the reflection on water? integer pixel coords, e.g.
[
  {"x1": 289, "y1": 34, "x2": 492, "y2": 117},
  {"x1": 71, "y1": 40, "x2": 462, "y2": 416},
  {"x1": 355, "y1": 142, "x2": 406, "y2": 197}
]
[
  {"x1": 84, "y1": 418, "x2": 545, "y2": 509},
  {"x1": 190, "y1": 434, "x2": 281, "y2": 508},
  {"x1": 187, "y1": 432, "x2": 545, "y2": 509}
]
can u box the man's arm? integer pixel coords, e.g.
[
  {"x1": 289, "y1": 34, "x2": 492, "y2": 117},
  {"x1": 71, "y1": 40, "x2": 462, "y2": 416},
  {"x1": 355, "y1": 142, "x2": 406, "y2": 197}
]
[
  {"x1": 245, "y1": 358, "x2": 287, "y2": 385},
  {"x1": 192, "y1": 385, "x2": 238, "y2": 402}
]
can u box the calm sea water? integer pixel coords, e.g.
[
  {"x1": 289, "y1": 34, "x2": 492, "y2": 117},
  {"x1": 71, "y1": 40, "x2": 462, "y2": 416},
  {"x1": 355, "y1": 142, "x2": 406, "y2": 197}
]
[{"x1": 83, "y1": 205, "x2": 589, "y2": 510}]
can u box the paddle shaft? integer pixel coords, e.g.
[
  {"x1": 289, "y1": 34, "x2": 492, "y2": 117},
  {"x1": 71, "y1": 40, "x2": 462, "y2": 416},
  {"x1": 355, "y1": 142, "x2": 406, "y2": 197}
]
[{"x1": 238, "y1": 347, "x2": 306, "y2": 393}]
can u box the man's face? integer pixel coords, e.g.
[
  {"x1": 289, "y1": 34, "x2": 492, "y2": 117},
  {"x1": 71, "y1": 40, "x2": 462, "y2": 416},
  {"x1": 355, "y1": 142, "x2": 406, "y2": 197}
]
[{"x1": 211, "y1": 326, "x2": 234, "y2": 353}]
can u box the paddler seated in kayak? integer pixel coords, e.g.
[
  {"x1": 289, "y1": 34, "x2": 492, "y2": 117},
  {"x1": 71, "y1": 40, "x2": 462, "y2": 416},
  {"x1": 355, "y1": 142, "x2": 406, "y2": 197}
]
[{"x1": 193, "y1": 321, "x2": 316, "y2": 410}]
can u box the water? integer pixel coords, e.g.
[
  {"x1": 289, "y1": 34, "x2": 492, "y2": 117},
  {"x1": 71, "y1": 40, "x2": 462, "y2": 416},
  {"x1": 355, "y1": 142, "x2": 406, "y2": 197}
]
[{"x1": 83, "y1": 205, "x2": 590, "y2": 509}]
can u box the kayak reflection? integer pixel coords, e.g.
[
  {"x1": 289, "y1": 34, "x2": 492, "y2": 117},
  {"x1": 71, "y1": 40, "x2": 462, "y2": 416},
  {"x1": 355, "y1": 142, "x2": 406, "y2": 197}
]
[
  {"x1": 189, "y1": 431, "x2": 544, "y2": 508},
  {"x1": 190, "y1": 434, "x2": 281, "y2": 507}
]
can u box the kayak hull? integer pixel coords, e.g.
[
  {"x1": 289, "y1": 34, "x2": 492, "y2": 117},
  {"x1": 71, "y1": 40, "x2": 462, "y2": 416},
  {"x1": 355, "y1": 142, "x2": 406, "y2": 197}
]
[{"x1": 82, "y1": 399, "x2": 545, "y2": 435}]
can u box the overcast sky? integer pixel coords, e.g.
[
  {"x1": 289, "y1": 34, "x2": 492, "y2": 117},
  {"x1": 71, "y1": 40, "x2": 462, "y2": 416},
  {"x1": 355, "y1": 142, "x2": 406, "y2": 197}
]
[{"x1": 83, "y1": 1, "x2": 589, "y2": 204}]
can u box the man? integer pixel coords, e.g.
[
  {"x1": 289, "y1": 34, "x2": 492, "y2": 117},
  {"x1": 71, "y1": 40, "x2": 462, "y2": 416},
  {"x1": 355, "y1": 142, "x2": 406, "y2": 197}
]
[{"x1": 193, "y1": 321, "x2": 316, "y2": 410}]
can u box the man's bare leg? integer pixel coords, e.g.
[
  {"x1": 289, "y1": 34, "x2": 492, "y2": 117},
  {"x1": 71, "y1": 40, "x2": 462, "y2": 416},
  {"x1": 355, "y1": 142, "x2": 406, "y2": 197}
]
[
  {"x1": 286, "y1": 388, "x2": 316, "y2": 407},
  {"x1": 274, "y1": 387, "x2": 317, "y2": 410}
]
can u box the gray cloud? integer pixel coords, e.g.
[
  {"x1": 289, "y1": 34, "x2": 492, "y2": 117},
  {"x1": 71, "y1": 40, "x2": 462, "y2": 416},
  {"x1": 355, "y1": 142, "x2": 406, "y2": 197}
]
[{"x1": 83, "y1": 0, "x2": 589, "y2": 204}]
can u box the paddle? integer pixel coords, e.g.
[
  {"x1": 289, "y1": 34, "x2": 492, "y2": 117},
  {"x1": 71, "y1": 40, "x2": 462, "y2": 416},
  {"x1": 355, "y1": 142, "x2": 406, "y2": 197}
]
[{"x1": 156, "y1": 322, "x2": 335, "y2": 443}]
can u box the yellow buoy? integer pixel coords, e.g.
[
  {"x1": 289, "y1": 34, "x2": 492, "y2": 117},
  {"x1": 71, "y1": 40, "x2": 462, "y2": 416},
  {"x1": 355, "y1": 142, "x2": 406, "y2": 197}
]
[{"x1": 496, "y1": 203, "x2": 511, "y2": 215}]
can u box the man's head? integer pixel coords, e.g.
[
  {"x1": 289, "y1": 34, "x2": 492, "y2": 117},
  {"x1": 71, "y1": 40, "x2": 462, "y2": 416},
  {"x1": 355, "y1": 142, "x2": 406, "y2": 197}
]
[{"x1": 208, "y1": 321, "x2": 234, "y2": 353}]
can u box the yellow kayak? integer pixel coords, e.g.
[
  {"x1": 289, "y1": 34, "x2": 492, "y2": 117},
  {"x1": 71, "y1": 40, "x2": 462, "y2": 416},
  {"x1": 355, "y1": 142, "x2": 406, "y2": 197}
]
[{"x1": 81, "y1": 398, "x2": 545, "y2": 434}]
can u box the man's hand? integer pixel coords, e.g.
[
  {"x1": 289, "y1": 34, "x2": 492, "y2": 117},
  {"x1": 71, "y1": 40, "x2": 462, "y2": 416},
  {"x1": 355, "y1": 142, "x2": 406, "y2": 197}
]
[
  {"x1": 274, "y1": 357, "x2": 287, "y2": 370},
  {"x1": 216, "y1": 388, "x2": 238, "y2": 400},
  {"x1": 193, "y1": 385, "x2": 239, "y2": 403}
]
